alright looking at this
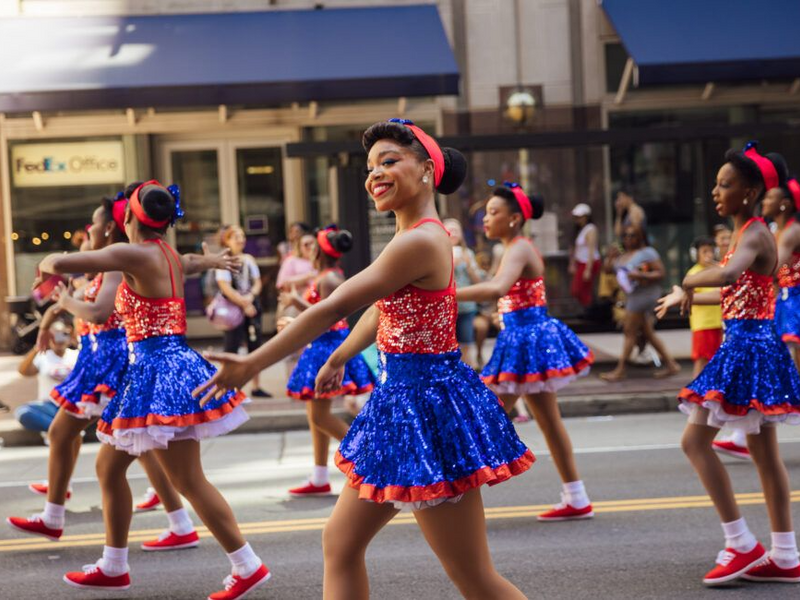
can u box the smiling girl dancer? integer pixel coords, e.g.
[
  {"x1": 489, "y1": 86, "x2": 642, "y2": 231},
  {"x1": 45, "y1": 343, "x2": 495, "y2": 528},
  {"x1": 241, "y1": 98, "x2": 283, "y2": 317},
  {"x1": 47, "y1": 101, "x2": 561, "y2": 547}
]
[
  {"x1": 196, "y1": 119, "x2": 533, "y2": 599},
  {"x1": 284, "y1": 225, "x2": 375, "y2": 497},
  {"x1": 6, "y1": 194, "x2": 198, "y2": 552},
  {"x1": 657, "y1": 143, "x2": 800, "y2": 585},
  {"x1": 456, "y1": 183, "x2": 595, "y2": 521},
  {"x1": 37, "y1": 181, "x2": 269, "y2": 599}
]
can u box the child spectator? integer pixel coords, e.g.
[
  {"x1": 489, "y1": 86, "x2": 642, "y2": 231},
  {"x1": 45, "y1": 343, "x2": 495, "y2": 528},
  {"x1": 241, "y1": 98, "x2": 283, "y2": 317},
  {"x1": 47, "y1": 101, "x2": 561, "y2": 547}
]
[{"x1": 686, "y1": 237, "x2": 724, "y2": 377}]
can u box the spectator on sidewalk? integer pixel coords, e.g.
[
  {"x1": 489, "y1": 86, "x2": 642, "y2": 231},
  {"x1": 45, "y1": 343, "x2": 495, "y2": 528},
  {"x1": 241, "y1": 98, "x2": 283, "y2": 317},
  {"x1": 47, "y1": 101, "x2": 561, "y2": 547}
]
[
  {"x1": 569, "y1": 203, "x2": 601, "y2": 309},
  {"x1": 15, "y1": 321, "x2": 78, "y2": 436},
  {"x1": 713, "y1": 223, "x2": 732, "y2": 260},
  {"x1": 601, "y1": 225, "x2": 680, "y2": 381},
  {"x1": 278, "y1": 221, "x2": 312, "y2": 264},
  {"x1": 613, "y1": 187, "x2": 647, "y2": 240},
  {"x1": 685, "y1": 237, "x2": 724, "y2": 378}
]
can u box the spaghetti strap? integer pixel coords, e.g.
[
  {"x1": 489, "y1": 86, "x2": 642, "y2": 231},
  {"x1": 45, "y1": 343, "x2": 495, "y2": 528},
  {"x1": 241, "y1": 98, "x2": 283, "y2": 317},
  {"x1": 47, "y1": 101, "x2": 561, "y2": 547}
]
[
  {"x1": 411, "y1": 218, "x2": 448, "y2": 233},
  {"x1": 148, "y1": 239, "x2": 179, "y2": 298}
]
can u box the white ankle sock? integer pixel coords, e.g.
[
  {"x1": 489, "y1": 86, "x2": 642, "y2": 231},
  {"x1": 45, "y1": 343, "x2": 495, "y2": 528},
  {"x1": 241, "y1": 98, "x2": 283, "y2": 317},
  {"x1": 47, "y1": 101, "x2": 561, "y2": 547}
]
[
  {"x1": 563, "y1": 480, "x2": 590, "y2": 509},
  {"x1": 227, "y1": 542, "x2": 262, "y2": 578},
  {"x1": 771, "y1": 531, "x2": 800, "y2": 569},
  {"x1": 729, "y1": 428, "x2": 747, "y2": 448},
  {"x1": 721, "y1": 517, "x2": 757, "y2": 553},
  {"x1": 310, "y1": 466, "x2": 329, "y2": 487},
  {"x1": 42, "y1": 502, "x2": 65, "y2": 529},
  {"x1": 98, "y1": 545, "x2": 129, "y2": 576},
  {"x1": 166, "y1": 508, "x2": 195, "y2": 536}
]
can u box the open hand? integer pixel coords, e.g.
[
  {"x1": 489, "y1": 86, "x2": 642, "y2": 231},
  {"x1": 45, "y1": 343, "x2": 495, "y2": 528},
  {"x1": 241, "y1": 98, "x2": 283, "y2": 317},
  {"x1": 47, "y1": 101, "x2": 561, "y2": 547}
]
[
  {"x1": 655, "y1": 285, "x2": 684, "y2": 319},
  {"x1": 202, "y1": 242, "x2": 242, "y2": 273},
  {"x1": 192, "y1": 352, "x2": 254, "y2": 406},
  {"x1": 315, "y1": 361, "x2": 344, "y2": 396}
]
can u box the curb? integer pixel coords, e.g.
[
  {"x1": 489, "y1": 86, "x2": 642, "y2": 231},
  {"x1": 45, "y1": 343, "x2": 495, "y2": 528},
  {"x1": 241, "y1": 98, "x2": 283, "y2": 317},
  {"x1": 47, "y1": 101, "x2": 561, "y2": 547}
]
[{"x1": 0, "y1": 393, "x2": 680, "y2": 448}]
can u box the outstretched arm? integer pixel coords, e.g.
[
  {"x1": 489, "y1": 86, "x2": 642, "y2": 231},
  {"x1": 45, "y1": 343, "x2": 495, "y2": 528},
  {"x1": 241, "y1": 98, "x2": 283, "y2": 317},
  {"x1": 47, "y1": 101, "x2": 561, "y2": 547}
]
[
  {"x1": 683, "y1": 230, "x2": 760, "y2": 289},
  {"x1": 455, "y1": 241, "x2": 530, "y2": 302},
  {"x1": 55, "y1": 272, "x2": 122, "y2": 324},
  {"x1": 39, "y1": 243, "x2": 146, "y2": 278},
  {"x1": 182, "y1": 243, "x2": 241, "y2": 276}
]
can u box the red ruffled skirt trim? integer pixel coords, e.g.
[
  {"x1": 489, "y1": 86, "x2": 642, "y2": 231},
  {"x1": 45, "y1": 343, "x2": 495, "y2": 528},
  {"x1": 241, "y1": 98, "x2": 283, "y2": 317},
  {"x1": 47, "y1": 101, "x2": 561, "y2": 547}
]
[
  {"x1": 288, "y1": 383, "x2": 374, "y2": 401},
  {"x1": 97, "y1": 390, "x2": 248, "y2": 434},
  {"x1": 335, "y1": 448, "x2": 536, "y2": 505},
  {"x1": 481, "y1": 353, "x2": 594, "y2": 385},
  {"x1": 678, "y1": 388, "x2": 800, "y2": 417},
  {"x1": 50, "y1": 389, "x2": 81, "y2": 414},
  {"x1": 783, "y1": 334, "x2": 800, "y2": 345}
]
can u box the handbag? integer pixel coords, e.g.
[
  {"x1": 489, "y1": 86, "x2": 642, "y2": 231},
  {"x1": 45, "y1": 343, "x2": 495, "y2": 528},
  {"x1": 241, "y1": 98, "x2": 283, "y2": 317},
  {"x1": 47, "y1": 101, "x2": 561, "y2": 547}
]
[{"x1": 206, "y1": 293, "x2": 244, "y2": 331}]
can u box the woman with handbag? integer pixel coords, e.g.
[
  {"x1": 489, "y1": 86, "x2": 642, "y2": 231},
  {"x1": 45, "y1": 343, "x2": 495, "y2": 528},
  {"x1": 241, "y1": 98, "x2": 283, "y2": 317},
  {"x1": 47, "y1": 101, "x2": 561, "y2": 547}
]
[{"x1": 214, "y1": 226, "x2": 270, "y2": 398}]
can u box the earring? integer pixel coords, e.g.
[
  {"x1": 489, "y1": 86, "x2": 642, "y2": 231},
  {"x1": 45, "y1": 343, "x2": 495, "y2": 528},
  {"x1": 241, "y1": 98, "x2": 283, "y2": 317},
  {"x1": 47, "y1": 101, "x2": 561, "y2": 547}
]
[
  {"x1": 422, "y1": 176, "x2": 429, "y2": 184},
  {"x1": 781, "y1": 205, "x2": 787, "y2": 212},
  {"x1": 104, "y1": 231, "x2": 110, "y2": 238},
  {"x1": 743, "y1": 199, "x2": 748, "y2": 206}
]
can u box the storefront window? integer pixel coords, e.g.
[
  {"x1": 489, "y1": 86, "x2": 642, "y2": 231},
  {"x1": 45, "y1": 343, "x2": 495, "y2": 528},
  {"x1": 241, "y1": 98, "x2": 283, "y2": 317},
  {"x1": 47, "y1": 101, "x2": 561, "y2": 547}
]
[
  {"x1": 236, "y1": 146, "x2": 285, "y2": 259},
  {"x1": 171, "y1": 149, "x2": 221, "y2": 255}
]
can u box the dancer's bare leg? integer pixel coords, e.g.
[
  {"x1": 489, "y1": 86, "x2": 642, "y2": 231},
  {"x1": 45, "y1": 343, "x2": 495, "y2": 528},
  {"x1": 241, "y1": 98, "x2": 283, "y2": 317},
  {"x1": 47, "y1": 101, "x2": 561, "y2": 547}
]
[
  {"x1": 95, "y1": 444, "x2": 138, "y2": 548},
  {"x1": 137, "y1": 452, "x2": 183, "y2": 513},
  {"x1": 307, "y1": 403, "x2": 332, "y2": 467},
  {"x1": 523, "y1": 392, "x2": 579, "y2": 483},
  {"x1": 47, "y1": 409, "x2": 93, "y2": 505},
  {"x1": 747, "y1": 427, "x2": 793, "y2": 532},
  {"x1": 308, "y1": 398, "x2": 349, "y2": 442}
]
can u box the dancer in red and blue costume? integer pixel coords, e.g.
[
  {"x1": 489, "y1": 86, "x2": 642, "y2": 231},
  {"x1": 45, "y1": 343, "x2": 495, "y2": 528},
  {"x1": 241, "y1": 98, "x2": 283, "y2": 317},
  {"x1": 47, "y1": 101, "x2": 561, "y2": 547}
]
[
  {"x1": 6, "y1": 193, "x2": 198, "y2": 554},
  {"x1": 197, "y1": 119, "x2": 533, "y2": 599},
  {"x1": 457, "y1": 183, "x2": 595, "y2": 522},
  {"x1": 762, "y1": 175, "x2": 800, "y2": 369},
  {"x1": 284, "y1": 225, "x2": 375, "y2": 497},
  {"x1": 657, "y1": 142, "x2": 800, "y2": 586},
  {"x1": 36, "y1": 181, "x2": 269, "y2": 600}
]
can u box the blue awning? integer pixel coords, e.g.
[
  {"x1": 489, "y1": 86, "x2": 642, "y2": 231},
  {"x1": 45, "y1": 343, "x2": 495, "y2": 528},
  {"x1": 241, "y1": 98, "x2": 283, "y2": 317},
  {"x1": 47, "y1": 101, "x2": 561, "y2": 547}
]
[
  {"x1": 0, "y1": 6, "x2": 459, "y2": 112},
  {"x1": 600, "y1": 0, "x2": 800, "y2": 86}
]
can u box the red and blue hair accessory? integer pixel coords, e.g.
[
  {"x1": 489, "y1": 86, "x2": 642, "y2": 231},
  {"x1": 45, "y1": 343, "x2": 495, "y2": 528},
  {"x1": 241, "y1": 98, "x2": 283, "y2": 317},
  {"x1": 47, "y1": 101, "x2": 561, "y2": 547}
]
[
  {"x1": 503, "y1": 181, "x2": 533, "y2": 221},
  {"x1": 130, "y1": 180, "x2": 184, "y2": 228},
  {"x1": 743, "y1": 141, "x2": 779, "y2": 192},
  {"x1": 317, "y1": 225, "x2": 342, "y2": 259},
  {"x1": 788, "y1": 178, "x2": 800, "y2": 212},
  {"x1": 388, "y1": 118, "x2": 444, "y2": 187}
]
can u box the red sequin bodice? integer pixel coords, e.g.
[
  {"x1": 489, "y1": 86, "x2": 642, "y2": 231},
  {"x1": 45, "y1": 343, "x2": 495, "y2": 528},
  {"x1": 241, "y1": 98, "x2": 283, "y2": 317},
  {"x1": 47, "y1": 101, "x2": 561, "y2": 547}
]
[
  {"x1": 84, "y1": 273, "x2": 124, "y2": 333},
  {"x1": 777, "y1": 252, "x2": 800, "y2": 289},
  {"x1": 376, "y1": 285, "x2": 458, "y2": 354},
  {"x1": 74, "y1": 318, "x2": 90, "y2": 337},
  {"x1": 115, "y1": 282, "x2": 187, "y2": 342},
  {"x1": 305, "y1": 269, "x2": 348, "y2": 331},
  {"x1": 720, "y1": 251, "x2": 775, "y2": 320},
  {"x1": 498, "y1": 278, "x2": 547, "y2": 314}
]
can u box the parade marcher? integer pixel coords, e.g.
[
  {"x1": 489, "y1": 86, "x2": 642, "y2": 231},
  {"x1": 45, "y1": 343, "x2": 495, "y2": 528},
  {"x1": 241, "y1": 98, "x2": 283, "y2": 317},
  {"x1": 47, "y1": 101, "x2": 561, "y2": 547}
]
[
  {"x1": 456, "y1": 182, "x2": 595, "y2": 521},
  {"x1": 35, "y1": 182, "x2": 269, "y2": 599},
  {"x1": 283, "y1": 225, "x2": 375, "y2": 497},
  {"x1": 656, "y1": 143, "x2": 800, "y2": 585},
  {"x1": 195, "y1": 119, "x2": 533, "y2": 599},
  {"x1": 6, "y1": 194, "x2": 198, "y2": 553}
]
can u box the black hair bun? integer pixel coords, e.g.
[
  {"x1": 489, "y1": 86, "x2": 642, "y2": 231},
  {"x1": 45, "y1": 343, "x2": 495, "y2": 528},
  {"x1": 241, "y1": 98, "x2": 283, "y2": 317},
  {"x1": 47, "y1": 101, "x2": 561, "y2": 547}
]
[
  {"x1": 141, "y1": 186, "x2": 176, "y2": 222},
  {"x1": 437, "y1": 147, "x2": 467, "y2": 195},
  {"x1": 123, "y1": 181, "x2": 144, "y2": 199},
  {"x1": 331, "y1": 229, "x2": 353, "y2": 254},
  {"x1": 530, "y1": 194, "x2": 544, "y2": 220},
  {"x1": 767, "y1": 152, "x2": 789, "y2": 187}
]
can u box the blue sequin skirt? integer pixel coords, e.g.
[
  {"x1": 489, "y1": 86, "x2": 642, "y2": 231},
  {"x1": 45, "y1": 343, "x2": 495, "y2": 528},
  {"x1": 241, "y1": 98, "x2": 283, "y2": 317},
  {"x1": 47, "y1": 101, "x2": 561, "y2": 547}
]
[
  {"x1": 287, "y1": 329, "x2": 375, "y2": 400},
  {"x1": 336, "y1": 350, "x2": 535, "y2": 510},
  {"x1": 679, "y1": 319, "x2": 800, "y2": 433},
  {"x1": 775, "y1": 286, "x2": 800, "y2": 346},
  {"x1": 481, "y1": 306, "x2": 594, "y2": 395},
  {"x1": 51, "y1": 330, "x2": 127, "y2": 419},
  {"x1": 97, "y1": 334, "x2": 249, "y2": 455}
]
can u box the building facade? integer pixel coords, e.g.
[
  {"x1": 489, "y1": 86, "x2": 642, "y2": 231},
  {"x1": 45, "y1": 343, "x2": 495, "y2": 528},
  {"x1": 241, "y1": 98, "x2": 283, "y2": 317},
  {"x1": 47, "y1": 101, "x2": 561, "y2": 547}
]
[{"x1": 2, "y1": 0, "x2": 799, "y2": 348}]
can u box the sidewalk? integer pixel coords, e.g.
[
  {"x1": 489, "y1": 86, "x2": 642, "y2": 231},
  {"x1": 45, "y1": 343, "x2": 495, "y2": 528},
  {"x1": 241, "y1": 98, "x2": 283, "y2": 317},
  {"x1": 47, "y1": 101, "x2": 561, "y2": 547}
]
[{"x1": 0, "y1": 329, "x2": 694, "y2": 447}]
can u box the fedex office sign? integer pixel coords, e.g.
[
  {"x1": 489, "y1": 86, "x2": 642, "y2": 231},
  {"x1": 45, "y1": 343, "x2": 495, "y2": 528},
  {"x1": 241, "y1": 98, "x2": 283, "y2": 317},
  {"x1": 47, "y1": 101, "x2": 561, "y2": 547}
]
[{"x1": 11, "y1": 141, "x2": 125, "y2": 188}]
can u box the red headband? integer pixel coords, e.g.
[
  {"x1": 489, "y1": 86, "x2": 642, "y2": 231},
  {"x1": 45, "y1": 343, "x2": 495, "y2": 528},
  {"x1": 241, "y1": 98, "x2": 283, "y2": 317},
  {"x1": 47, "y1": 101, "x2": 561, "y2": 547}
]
[
  {"x1": 317, "y1": 229, "x2": 342, "y2": 259},
  {"x1": 111, "y1": 198, "x2": 127, "y2": 233},
  {"x1": 504, "y1": 182, "x2": 533, "y2": 221},
  {"x1": 743, "y1": 143, "x2": 779, "y2": 192},
  {"x1": 130, "y1": 179, "x2": 169, "y2": 228},
  {"x1": 788, "y1": 178, "x2": 800, "y2": 212},
  {"x1": 388, "y1": 119, "x2": 444, "y2": 187}
]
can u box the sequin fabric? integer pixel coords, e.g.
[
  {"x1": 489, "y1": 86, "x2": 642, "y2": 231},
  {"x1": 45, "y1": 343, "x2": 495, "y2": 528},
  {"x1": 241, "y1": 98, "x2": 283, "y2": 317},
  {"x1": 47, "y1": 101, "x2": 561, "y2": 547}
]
[
  {"x1": 775, "y1": 285, "x2": 800, "y2": 345},
  {"x1": 74, "y1": 318, "x2": 90, "y2": 337},
  {"x1": 84, "y1": 274, "x2": 125, "y2": 333},
  {"x1": 719, "y1": 250, "x2": 775, "y2": 320},
  {"x1": 287, "y1": 329, "x2": 375, "y2": 400},
  {"x1": 305, "y1": 270, "x2": 348, "y2": 331},
  {"x1": 777, "y1": 252, "x2": 800, "y2": 288},
  {"x1": 375, "y1": 285, "x2": 458, "y2": 354},
  {"x1": 115, "y1": 282, "x2": 187, "y2": 343},
  {"x1": 336, "y1": 351, "x2": 535, "y2": 508},
  {"x1": 481, "y1": 306, "x2": 594, "y2": 394},
  {"x1": 98, "y1": 334, "x2": 248, "y2": 456},
  {"x1": 497, "y1": 278, "x2": 547, "y2": 314}
]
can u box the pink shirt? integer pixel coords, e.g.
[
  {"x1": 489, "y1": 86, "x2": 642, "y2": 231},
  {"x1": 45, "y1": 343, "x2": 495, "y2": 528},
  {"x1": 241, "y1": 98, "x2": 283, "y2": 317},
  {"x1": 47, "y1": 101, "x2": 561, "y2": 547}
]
[{"x1": 276, "y1": 255, "x2": 316, "y2": 291}]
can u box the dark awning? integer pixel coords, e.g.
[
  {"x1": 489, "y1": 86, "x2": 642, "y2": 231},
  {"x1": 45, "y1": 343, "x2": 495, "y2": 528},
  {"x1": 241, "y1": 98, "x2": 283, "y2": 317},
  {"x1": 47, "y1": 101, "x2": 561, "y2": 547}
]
[
  {"x1": 0, "y1": 6, "x2": 459, "y2": 112},
  {"x1": 600, "y1": 0, "x2": 800, "y2": 86}
]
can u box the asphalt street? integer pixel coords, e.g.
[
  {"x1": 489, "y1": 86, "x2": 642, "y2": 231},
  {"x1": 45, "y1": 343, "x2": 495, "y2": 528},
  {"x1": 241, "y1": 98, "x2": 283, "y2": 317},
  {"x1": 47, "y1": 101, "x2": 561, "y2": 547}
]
[{"x1": 1, "y1": 412, "x2": 799, "y2": 599}]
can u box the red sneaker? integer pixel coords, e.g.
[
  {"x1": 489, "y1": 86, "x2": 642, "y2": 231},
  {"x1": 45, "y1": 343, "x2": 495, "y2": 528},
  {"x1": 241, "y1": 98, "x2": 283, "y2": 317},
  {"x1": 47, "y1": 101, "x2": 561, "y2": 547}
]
[
  {"x1": 703, "y1": 543, "x2": 767, "y2": 586},
  {"x1": 742, "y1": 557, "x2": 800, "y2": 583},
  {"x1": 208, "y1": 564, "x2": 271, "y2": 600},
  {"x1": 135, "y1": 487, "x2": 161, "y2": 512},
  {"x1": 288, "y1": 481, "x2": 332, "y2": 497},
  {"x1": 6, "y1": 515, "x2": 62, "y2": 541},
  {"x1": 537, "y1": 495, "x2": 594, "y2": 522},
  {"x1": 63, "y1": 563, "x2": 131, "y2": 591},
  {"x1": 141, "y1": 530, "x2": 200, "y2": 552},
  {"x1": 28, "y1": 482, "x2": 72, "y2": 500},
  {"x1": 712, "y1": 440, "x2": 751, "y2": 460}
]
